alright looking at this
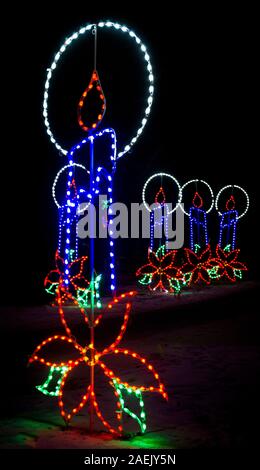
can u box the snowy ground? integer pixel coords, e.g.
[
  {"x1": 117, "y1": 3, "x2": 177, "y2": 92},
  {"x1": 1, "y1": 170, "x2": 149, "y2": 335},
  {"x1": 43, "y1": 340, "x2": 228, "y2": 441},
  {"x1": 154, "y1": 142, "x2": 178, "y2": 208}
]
[{"x1": 0, "y1": 281, "x2": 259, "y2": 449}]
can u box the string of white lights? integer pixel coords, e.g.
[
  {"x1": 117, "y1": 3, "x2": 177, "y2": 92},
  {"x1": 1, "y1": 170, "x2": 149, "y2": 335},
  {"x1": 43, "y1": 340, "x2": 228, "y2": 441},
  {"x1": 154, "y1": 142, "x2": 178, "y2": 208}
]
[
  {"x1": 142, "y1": 173, "x2": 182, "y2": 214},
  {"x1": 215, "y1": 185, "x2": 249, "y2": 219},
  {"x1": 52, "y1": 163, "x2": 89, "y2": 209},
  {"x1": 180, "y1": 179, "x2": 214, "y2": 217},
  {"x1": 43, "y1": 21, "x2": 154, "y2": 159}
]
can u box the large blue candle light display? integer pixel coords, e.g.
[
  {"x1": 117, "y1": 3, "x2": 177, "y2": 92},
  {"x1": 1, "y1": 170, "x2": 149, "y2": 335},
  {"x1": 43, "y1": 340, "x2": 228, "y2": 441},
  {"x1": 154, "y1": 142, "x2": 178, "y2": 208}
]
[
  {"x1": 30, "y1": 20, "x2": 168, "y2": 437},
  {"x1": 180, "y1": 179, "x2": 214, "y2": 253},
  {"x1": 43, "y1": 22, "x2": 154, "y2": 302}
]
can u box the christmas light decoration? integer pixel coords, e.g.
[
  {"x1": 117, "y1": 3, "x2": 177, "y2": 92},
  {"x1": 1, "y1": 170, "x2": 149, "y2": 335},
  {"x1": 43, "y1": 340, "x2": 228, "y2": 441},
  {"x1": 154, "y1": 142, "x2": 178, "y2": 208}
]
[
  {"x1": 180, "y1": 179, "x2": 214, "y2": 252},
  {"x1": 44, "y1": 251, "x2": 89, "y2": 301},
  {"x1": 77, "y1": 70, "x2": 106, "y2": 132},
  {"x1": 112, "y1": 380, "x2": 147, "y2": 433},
  {"x1": 136, "y1": 245, "x2": 183, "y2": 293},
  {"x1": 32, "y1": 19, "x2": 167, "y2": 437},
  {"x1": 211, "y1": 245, "x2": 248, "y2": 282},
  {"x1": 138, "y1": 176, "x2": 249, "y2": 292},
  {"x1": 29, "y1": 291, "x2": 167, "y2": 435},
  {"x1": 43, "y1": 21, "x2": 154, "y2": 159},
  {"x1": 142, "y1": 173, "x2": 182, "y2": 214},
  {"x1": 149, "y1": 204, "x2": 170, "y2": 252},
  {"x1": 181, "y1": 245, "x2": 215, "y2": 285},
  {"x1": 138, "y1": 175, "x2": 217, "y2": 292},
  {"x1": 142, "y1": 173, "x2": 182, "y2": 255},
  {"x1": 36, "y1": 366, "x2": 68, "y2": 397},
  {"x1": 216, "y1": 185, "x2": 250, "y2": 250},
  {"x1": 61, "y1": 128, "x2": 117, "y2": 295},
  {"x1": 180, "y1": 179, "x2": 214, "y2": 217},
  {"x1": 215, "y1": 185, "x2": 250, "y2": 220},
  {"x1": 189, "y1": 206, "x2": 208, "y2": 252},
  {"x1": 76, "y1": 274, "x2": 102, "y2": 309},
  {"x1": 48, "y1": 134, "x2": 117, "y2": 297},
  {"x1": 52, "y1": 163, "x2": 90, "y2": 209},
  {"x1": 219, "y1": 209, "x2": 238, "y2": 250}
]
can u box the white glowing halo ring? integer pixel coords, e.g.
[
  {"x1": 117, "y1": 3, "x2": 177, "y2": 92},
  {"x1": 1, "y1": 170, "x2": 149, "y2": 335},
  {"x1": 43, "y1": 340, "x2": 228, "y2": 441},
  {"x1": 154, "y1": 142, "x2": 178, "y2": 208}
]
[
  {"x1": 180, "y1": 179, "x2": 214, "y2": 217},
  {"x1": 142, "y1": 173, "x2": 182, "y2": 214},
  {"x1": 215, "y1": 184, "x2": 249, "y2": 219},
  {"x1": 52, "y1": 163, "x2": 90, "y2": 209},
  {"x1": 43, "y1": 21, "x2": 154, "y2": 159}
]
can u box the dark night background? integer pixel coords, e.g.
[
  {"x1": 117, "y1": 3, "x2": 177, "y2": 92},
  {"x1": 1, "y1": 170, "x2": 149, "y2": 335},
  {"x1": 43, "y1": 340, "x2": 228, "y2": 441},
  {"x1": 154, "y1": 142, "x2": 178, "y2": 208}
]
[
  {"x1": 0, "y1": 4, "x2": 259, "y2": 452},
  {"x1": 1, "y1": 5, "x2": 258, "y2": 306}
]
